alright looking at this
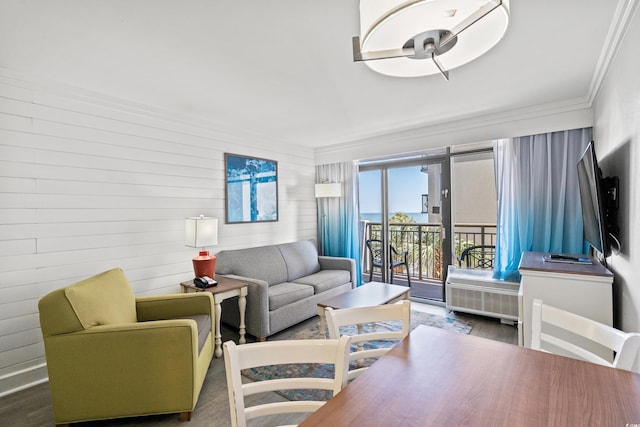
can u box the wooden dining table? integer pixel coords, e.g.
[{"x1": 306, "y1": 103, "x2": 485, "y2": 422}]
[{"x1": 299, "y1": 324, "x2": 640, "y2": 427}]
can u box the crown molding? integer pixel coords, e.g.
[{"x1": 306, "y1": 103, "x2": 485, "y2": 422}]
[{"x1": 588, "y1": 0, "x2": 639, "y2": 105}]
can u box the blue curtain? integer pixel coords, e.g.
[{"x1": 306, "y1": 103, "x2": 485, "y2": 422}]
[
  {"x1": 316, "y1": 162, "x2": 363, "y2": 286},
  {"x1": 493, "y1": 128, "x2": 592, "y2": 281}
]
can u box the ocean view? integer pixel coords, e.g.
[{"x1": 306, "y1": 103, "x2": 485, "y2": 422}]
[{"x1": 360, "y1": 212, "x2": 429, "y2": 223}]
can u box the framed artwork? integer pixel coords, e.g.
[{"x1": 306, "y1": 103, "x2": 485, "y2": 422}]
[{"x1": 225, "y1": 153, "x2": 278, "y2": 223}]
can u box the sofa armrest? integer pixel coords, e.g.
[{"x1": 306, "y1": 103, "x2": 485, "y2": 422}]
[
  {"x1": 44, "y1": 320, "x2": 201, "y2": 420},
  {"x1": 319, "y1": 256, "x2": 356, "y2": 287},
  {"x1": 136, "y1": 292, "x2": 214, "y2": 322},
  {"x1": 216, "y1": 274, "x2": 270, "y2": 337},
  {"x1": 216, "y1": 274, "x2": 269, "y2": 295}
]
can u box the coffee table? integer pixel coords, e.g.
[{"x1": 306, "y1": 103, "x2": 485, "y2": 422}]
[{"x1": 317, "y1": 282, "x2": 410, "y2": 337}]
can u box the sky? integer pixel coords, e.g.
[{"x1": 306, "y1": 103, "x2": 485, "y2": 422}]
[{"x1": 359, "y1": 166, "x2": 429, "y2": 214}]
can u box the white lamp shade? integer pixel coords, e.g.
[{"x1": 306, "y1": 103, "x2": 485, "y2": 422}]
[
  {"x1": 315, "y1": 183, "x2": 342, "y2": 198},
  {"x1": 185, "y1": 216, "x2": 218, "y2": 248}
]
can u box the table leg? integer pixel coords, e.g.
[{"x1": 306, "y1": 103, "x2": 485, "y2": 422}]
[
  {"x1": 357, "y1": 324, "x2": 364, "y2": 368},
  {"x1": 318, "y1": 306, "x2": 327, "y2": 338},
  {"x1": 238, "y1": 292, "x2": 246, "y2": 345},
  {"x1": 214, "y1": 300, "x2": 223, "y2": 358}
]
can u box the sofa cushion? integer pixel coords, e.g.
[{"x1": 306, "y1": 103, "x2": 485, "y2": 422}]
[
  {"x1": 294, "y1": 270, "x2": 352, "y2": 294},
  {"x1": 268, "y1": 283, "x2": 314, "y2": 311},
  {"x1": 277, "y1": 240, "x2": 321, "y2": 282},
  {"x1": 64, "y1": 268, "x2": 137, "y2": 329},
  {"x1": 215, "y1": 245, "x2": 288, "y2": 286}
]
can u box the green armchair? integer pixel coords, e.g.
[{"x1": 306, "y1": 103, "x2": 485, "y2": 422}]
[{"x1": 38, "y1": 268, "x2": 215, "y2": 426}]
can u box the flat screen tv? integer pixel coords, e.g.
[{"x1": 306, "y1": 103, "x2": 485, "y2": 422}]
[{"x1": 576, "y1": 142, "x2": 617, "y2": 257}]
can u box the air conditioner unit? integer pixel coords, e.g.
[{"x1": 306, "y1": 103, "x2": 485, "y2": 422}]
[{"x1": 445, "y1": 266, "x2": 520, "y2": 324}]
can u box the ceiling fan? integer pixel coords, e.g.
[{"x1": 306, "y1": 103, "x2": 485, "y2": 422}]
[{"x1": 352, "y1": 0, "x2": 509, "y2": 80}]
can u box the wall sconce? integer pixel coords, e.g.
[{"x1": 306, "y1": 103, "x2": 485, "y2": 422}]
[
  {"x1": 185, "y1": 215, "x2": 218, "y2": 278},
  {"x1": 315, "y1": 183, "x2": 342, "y2": 198}
]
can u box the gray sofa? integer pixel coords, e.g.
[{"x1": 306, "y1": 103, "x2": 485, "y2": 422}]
[{"x1": 215, "y1": 240, "x2": 355, "y2": 340}]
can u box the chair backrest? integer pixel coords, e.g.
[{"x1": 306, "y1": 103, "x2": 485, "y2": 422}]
[
  {"x1": 325, "y1": 300, "x2": 411, "y2": 380},
  {"x1": 366, "y1": 239, "x2": 384, "y2": 264},
  {"x1": 223, "y1": 336, "x2": 351, "y2": 427},
  {"x1": 531, "y1": 298, "x2": 640, "y2": 371},
  {"x1": 366, "y1": 239, "x2": 403, "y2": 263},
  {"x1": 457, "y1": 245, "x2": 495, "y2": 269}
]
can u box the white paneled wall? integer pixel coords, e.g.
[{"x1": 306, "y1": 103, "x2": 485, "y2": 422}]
[{"x1": 0, "y1": 74, "x2": 317, "y2": 396}]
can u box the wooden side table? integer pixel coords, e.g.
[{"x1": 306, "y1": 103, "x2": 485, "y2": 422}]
[{"x1": 180, "y1": 276, "x2": 248, "y2": 358}]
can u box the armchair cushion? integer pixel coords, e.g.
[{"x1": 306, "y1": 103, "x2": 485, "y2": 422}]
[
  {"x1": 175, "y1": 314, "x2": 211, "y2": 353},
  {"x1": 64, "y1": 268, "x2": 137, "y2": 328}
]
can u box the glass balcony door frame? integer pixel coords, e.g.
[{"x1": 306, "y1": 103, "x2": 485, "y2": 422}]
[{"x1": 360, "y1": 151, "x2": 453, "y2": 293}]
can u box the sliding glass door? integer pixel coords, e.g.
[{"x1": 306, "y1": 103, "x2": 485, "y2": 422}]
[
  {"x1": 358, "y1": 143, "x2": 496, "y2": 303},
  {"x1": 451, "y1": 150, "x2": 497, "y2": 268},
  {"x1": 359, "y1": 154, "x2": 451, "y2": 302}
]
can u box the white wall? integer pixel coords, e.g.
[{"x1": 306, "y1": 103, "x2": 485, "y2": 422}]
[
  {"x1": 452, "y1": 153, "x2": 497, "y2": 225},
  {"x1": 0, "y1": 74, "x2": 317, "y2": 396},
  {"x1": 593, "y1": 4, "x2": 640, "y2": 338}
]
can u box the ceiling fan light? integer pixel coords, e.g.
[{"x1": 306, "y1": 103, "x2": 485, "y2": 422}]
[{"x1": 355, "y1": 0, "x2": 510, "y2": 78}]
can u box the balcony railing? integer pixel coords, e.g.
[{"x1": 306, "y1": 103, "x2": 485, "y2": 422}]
[{"x1": 362, "y1": 221, "x2": 496, "y2": 282}]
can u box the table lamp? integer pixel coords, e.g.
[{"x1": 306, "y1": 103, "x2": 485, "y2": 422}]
[{"x1": 185, "y1": 215, "x2": 218, "y2": 278}]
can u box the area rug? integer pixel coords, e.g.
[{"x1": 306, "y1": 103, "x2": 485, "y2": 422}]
[{"x1": 242, "y1": 310, "x2": 473, "y2": 401}]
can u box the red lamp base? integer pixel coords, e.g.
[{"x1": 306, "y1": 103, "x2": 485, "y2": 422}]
[{"x1": 193, "y1": 251, "x2": 216, "y2": 278}]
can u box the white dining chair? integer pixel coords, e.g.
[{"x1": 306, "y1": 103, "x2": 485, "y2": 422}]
[
  {"x1": 531, "y1": 298, "x2": 640, "y2": 371},
  {"x1": 325, "y1": 300, "x2": 411, "y2": 380},
  {"x1": 223, "y1": 335, "x2": 351, "y2": 427}
]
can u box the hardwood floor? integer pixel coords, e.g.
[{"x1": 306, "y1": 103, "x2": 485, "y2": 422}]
[
  {"x1": 0, "y1": 301, "x2": 517, "y2": 426},
  {"x1": 412, "y1": 300, "x2": 519, "y2": 346}
]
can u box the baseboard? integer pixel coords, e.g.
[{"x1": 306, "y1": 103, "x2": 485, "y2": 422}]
[{"x1": 0, "y1": 363, "x2": 48, "y2": 398}]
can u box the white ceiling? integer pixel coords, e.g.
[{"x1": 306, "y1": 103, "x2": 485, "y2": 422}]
[{"x1": 0, "y1": 1, "x2": 624, "y2": 149}]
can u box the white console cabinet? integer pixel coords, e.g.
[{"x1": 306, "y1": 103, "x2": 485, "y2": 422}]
[{"x1": 518, "y1": 251, "x2": 613, "y2": 355}]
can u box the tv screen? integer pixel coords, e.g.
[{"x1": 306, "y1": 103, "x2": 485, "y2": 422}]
[{"x1": 577, "y1": 142, "x2": 609, "y2": 256}]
